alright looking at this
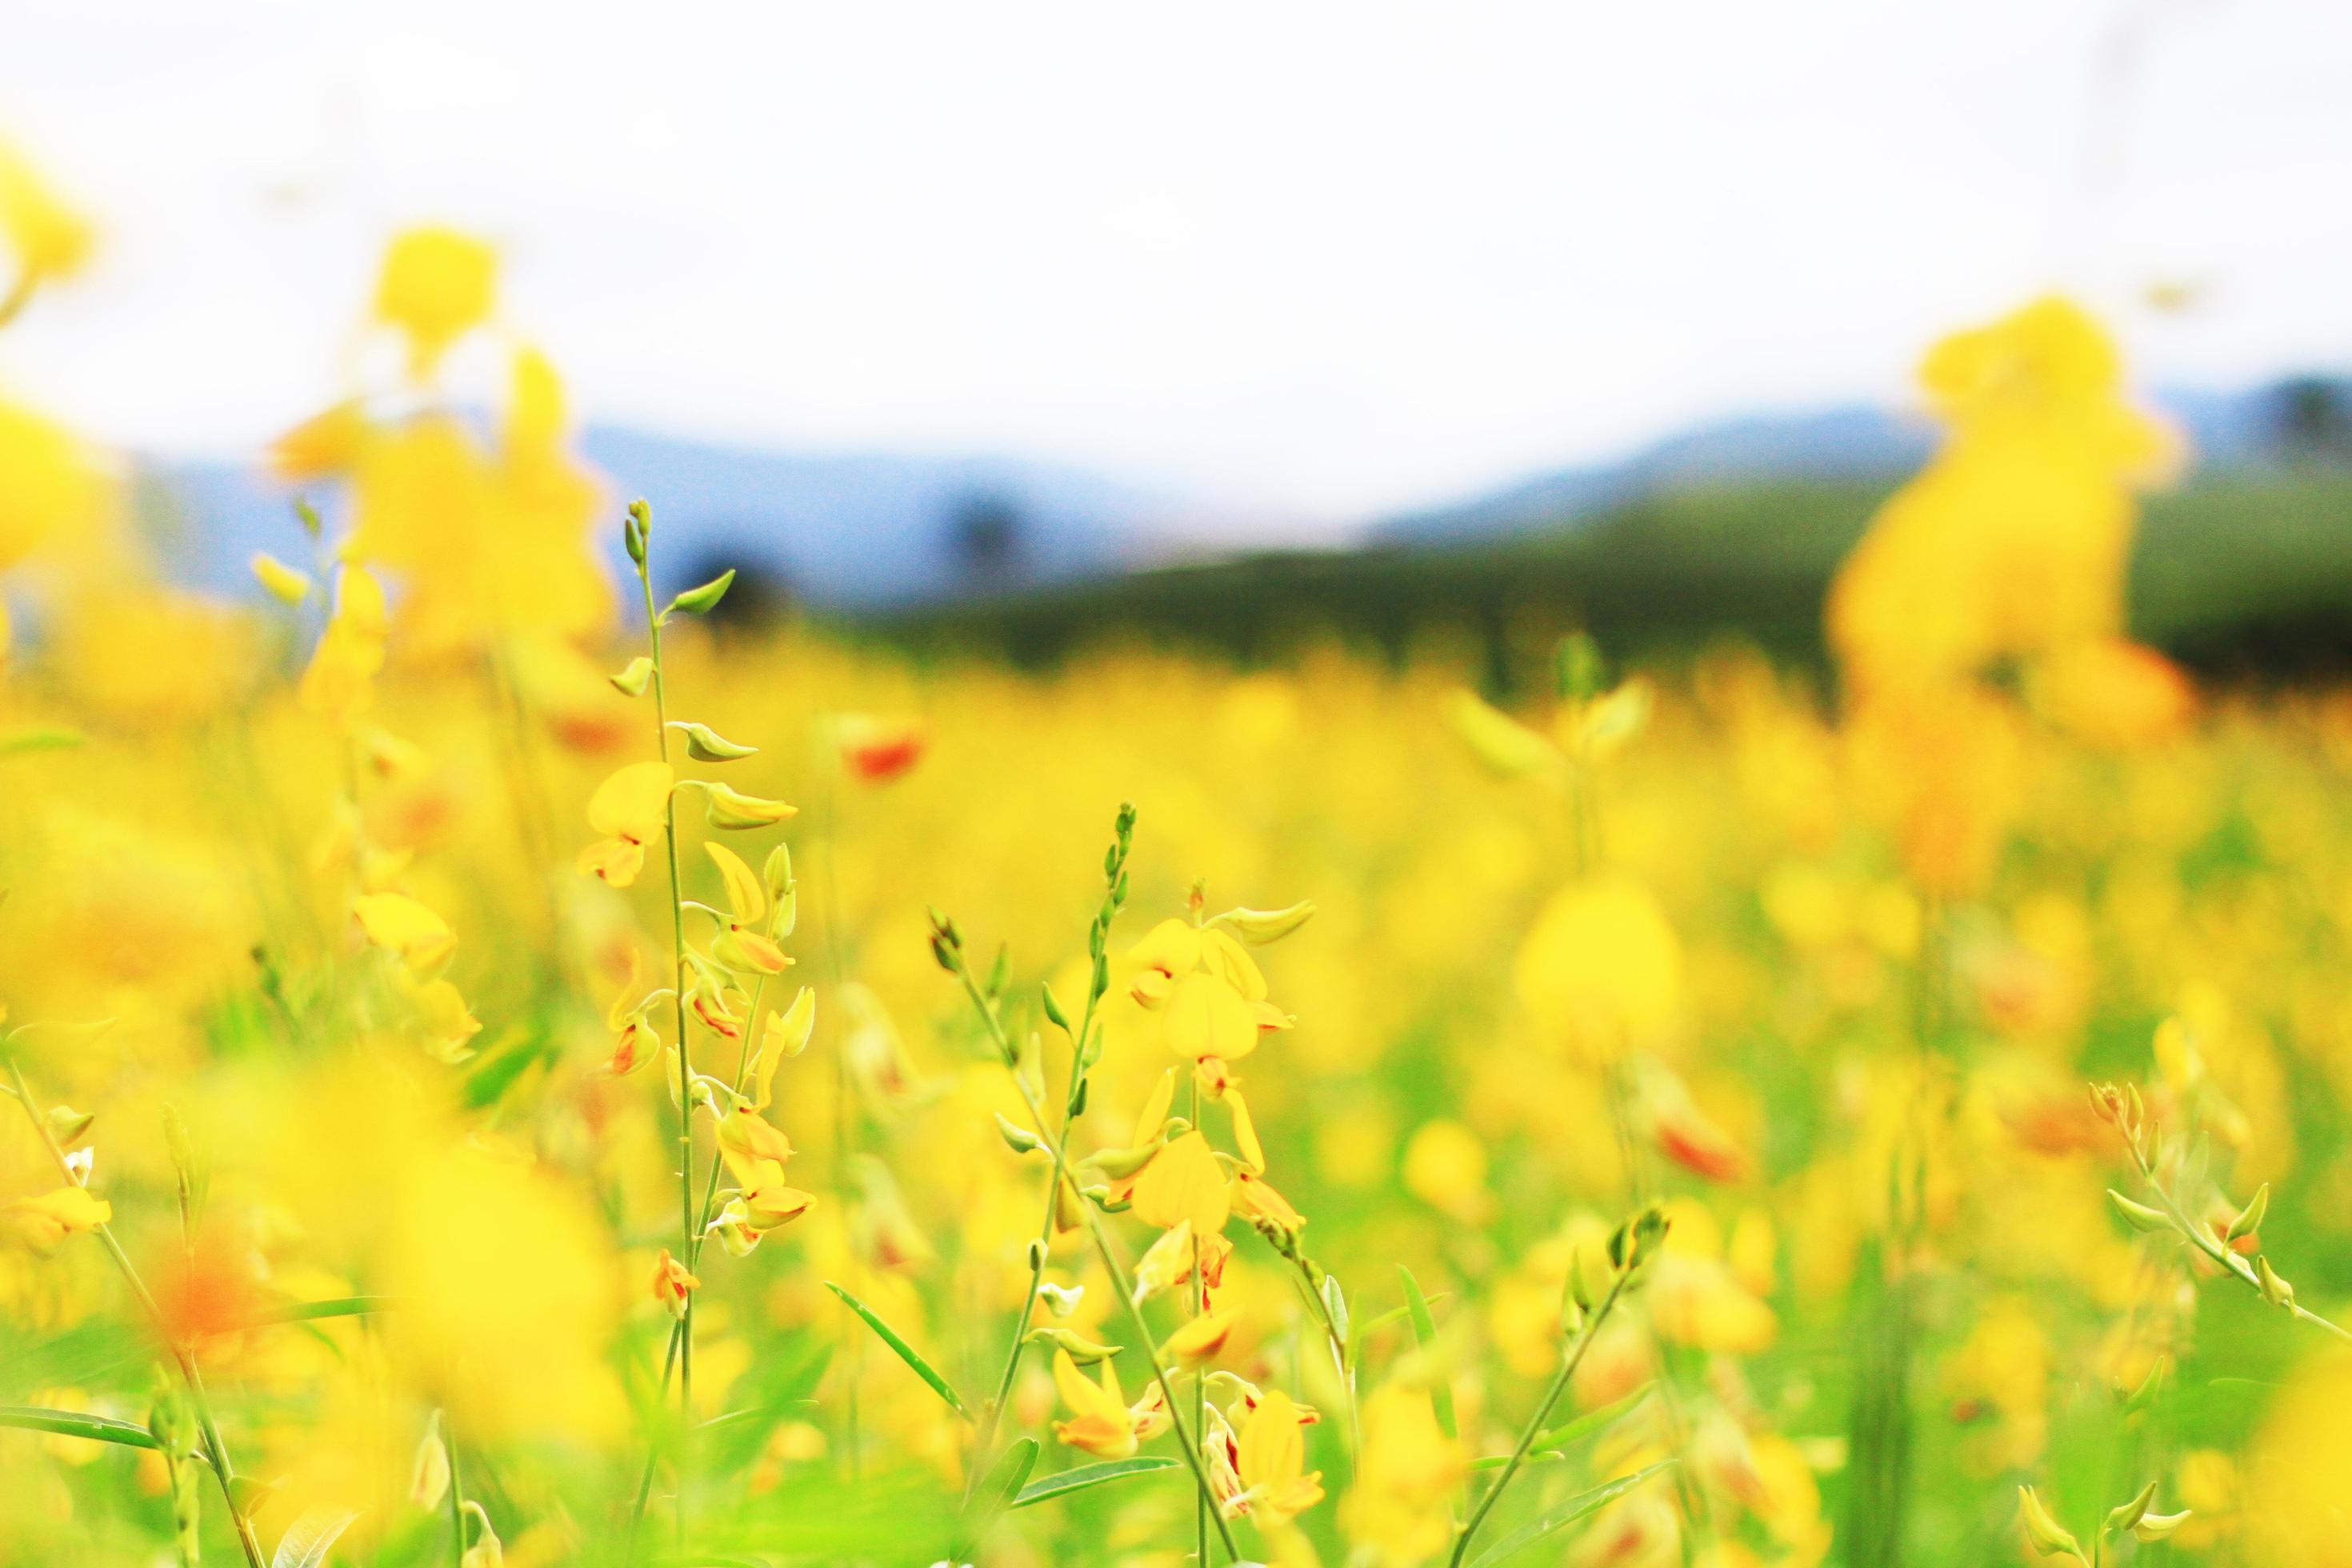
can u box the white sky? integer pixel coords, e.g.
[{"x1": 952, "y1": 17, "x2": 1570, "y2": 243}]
[{"x1": 2, "y1": 0, "x2": 2350, "y2": 526}]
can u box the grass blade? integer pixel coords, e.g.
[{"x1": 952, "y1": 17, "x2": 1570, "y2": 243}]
[
  {"x1": 259, "y1": 1295, "x2": 401, "y2": 1326},
  {"x1": 1398, "y1": 1263, "x2": 1457, "y2": 1440},
  {"x1": 0, "y1": 1404, "x2": 160, "y2": 1450},
  {"x1": 1010, "y1": 1455, "x2": 1181, "y2": 1509},
  {"x1": 1464, "y1": 1460, "x2": 1675, "y2": 1568},
  {"x1": 825, "y1": 1280, "x2": 971, "y2": 1421}
]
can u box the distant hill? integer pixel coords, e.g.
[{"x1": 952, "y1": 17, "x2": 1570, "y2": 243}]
[
  {"x1": 140, "y1": 425, "x2": 1186, "y2": 610},
  {"x1": 873, "y1": 471, "x2": 2352, "y2": 690},
  {"x1": 1375, "y1": 378, "x2": 2352, "y2": 546}
]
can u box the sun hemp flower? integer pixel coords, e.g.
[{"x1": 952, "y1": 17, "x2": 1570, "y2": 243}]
[
  {"x1": 650, "y1": 1249, "x2": 699, "y2": 1321},
  {"x1": 578, "y1": 760, "x2": 674, "y2": 887},
  {"x1": 1230, "y1": 1388, "x2": 1325, "y2": 1525},
  {"x1": 1, "y1": 1186, "x2": 111, "y2": 1254},
  {"x1": 374, "y1": 226, "x2": 498, "y2": 378}
]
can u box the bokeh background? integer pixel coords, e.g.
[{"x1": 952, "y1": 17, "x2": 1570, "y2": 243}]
[{"x1": 9, "y1": 6, "x2": 2352, "y2": 1568}]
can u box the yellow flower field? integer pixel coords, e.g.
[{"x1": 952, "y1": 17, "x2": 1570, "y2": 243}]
[{"x1": 7, "y1": 146, "x2": 2352, "y2": 1568}]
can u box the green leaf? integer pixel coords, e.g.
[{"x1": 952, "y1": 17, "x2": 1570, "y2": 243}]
[
  {"x1": 702, "y1": 1333, "x2": 831, "y2": 1476},
  {"x1": 260, "y1": 1295, "x2": 399, "y2": 1326},
  {"x1": 662, "y1": 569, "x2": 736, "y2": 620},
  {"x1": 0, "y1": 1404, "x2": 160, "y2": 1450},
  {"x1": 1398, "y1": 1264, "x2": 1457, "y2": 1441},
  {"x1": 824, "y1": 1281, "x2": 970, "y2": 1421},
  {"x1": 1464, "y1": 1460, "x2": 1675, "y2": 1568},
  {"x1": 1470, "y1": 1383, "x2": 1656, "y2": 1470},
  {"x1": 1010, "y1": 1455, "x2": 1181, "y2": 1509},
  {"x1": 955, "y1": 1434, "x2": 1039, "y2": 1553},
  {"x1": 667, "y1": 721, "x2": 758, "y2": 762},
  {"x1": 0, "y1": 726, "x2": 85, "y2": 757},
  {"x1": 271, "y1": 1506, "x2": 358, "y2": 1568}
]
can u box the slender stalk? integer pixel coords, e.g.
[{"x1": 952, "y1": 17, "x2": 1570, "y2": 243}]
[
  {"x1": 2119, "y1": 1139, "x2": 2352, "y2": 1343},
  {"x1": 3, "y1": 1056, "x2": 266, "y2": 1568},
  {"x1": 446, "y1": 1418, "x2": 466, "y2": 1568},
  {"x1": 1188, "y1": 1072, "x2": 1210, "y2": 1566},
  {"x1": 1449, "y1": 1263, "x2": 1634, "y2": 1568},
  {"x1": 635, "y1": 534, "x2": 697, "y2": 1552},
  {"x1": 964, "y1": 877, "x2": 1119, "y2": 1509},
  {"x1": 950, "y1": 964, "x2": 1243, "y2": 1560}
]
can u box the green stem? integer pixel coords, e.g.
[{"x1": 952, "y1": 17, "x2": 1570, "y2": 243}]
[
  {"x1": 2125, "y1": 1142, "x2": 2352, "y2": 1343},
  {"x1": 1448, "y1": 1264, "x2": 1634, "y2": 1568},
  {"x1": 954, "y1": 968, "x2": 1242, "y2": 1561},
  {"x1": 3, "y1": 1056, "x2": 266, "y2": 1568},
  {"x1": 1189, "y1": 1073, "x2": 1210, "y2": 1566},
  {"x1": 446, "y1": 1417, "x2": 466, "y2": 1568},
  {"x1": 638, "y1": 545, "x2": 697, "y2": 1553}
]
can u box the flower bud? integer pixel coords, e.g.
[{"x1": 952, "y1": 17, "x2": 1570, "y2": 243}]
[
  {"x1": 1025, "y1": 1325, "x2": 1122, "y2": 1363},
  {"x1": 250, "y1": 550, "x2": 314, "y2": 606},
  {"x1": 610, "y1": 655, "x2": 654, "y2": 696},
  {"x1": 2102, "y1": 1480, "x2": 2157, "y2": 1539},
  {"x1": 663, "y1": 568, "x2": 735, "y2": 619},
  {"x1": 2225, "y1": 1183, "x2": 2269, "y2": 1243},
  {"x1": 669, "y1": 720, "x2": 758, "y2": 761},
  {"x1": 2018, "y1": 1486, "x2": 2086, "y2": 1562},
  {"x1": 2107, "y1": 1190, "x2": 2170, "y2": 1234},
  {"x1": 994, "y1": 1114, "x2": 1046, "y2": 1155},
  {"x1": 1213, "y1": 900, "x2": 1318, "y2": 946},
  {"x1": 2256, "y1": 1256, "x2": 2296, "y2": 1309},
  {"x1": 701, "y1": 782, "x2": 796, "y2": 830}
]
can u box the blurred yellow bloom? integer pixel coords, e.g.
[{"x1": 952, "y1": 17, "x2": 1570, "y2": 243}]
[
  {"x1": 374, "y1": 226, "x2": 497, "y2": 377},
  {"x1": 353, "y1": 891, "x2": 458, "y2": 976},
  {"x1": 1515, "y1": 873, "x2": 1682, "y2": 1062},
  {"x1": 1344, "y1": 1384, "x2": 1466, "y2": 1564},
  {"x1": 0, "y1": 142, "x2": 96, "y2": 286},
  {"x1": 0, "y1": 1186, "x2": 111, "y2": 1254},
  {"x1": 299, "y1": 564, "x2": 389, "y2": 722},
  {"x1": 1402, "y1": 1118, "x2": 1490, "y2": 1222}
]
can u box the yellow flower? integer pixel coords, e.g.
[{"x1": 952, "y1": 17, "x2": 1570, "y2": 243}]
[
  {"x1": 1344, "y1": 1385, "x2": 1466, "y2": 1563},
  {"x1": 1164, "y1": 1305, "x2": 1238, "y2": 1363},
  {"x1": 1230, "y1": 1388, "x2": 1324, "y2": 1525},
  {"x1": 352, "y1": 891, "x2": 458, "y2": 976},
  {"x1": 0, "y1": 142, "x2": 96, "y2": 286},
  {"x1": 298, "y1": 565, "x2": 389, "y2": 723},
  {"x1": 1048, "y1": 1349, "x2": 1166, "y2": 1459},
  {"x1": 269, "y1": 398, "x2": 370, "y2": 482},
  {"x1": 374, "y1": 226, "x2": 498, "y2": 377},
  {"x1": 650, "y1": 1249, "x2": 698, "y2": 1321},
  {"x1": 1, "y1": 1186, "x2": 112, "y2": 1254},
  {"x1": 0, "y1": 394, "x2": 111, "y2": 579},
  {"x1": 1128, "y1": 917, "x2": 1288, "y2": 1065},
  {"x1": 1514, "y1": 873, "x2": 1682, "y2": 1063},
  {"x1": 1128, "y1": 1130, "x2": 1232, "y2": 1236},
  {"x1": 1402, "y1": 1118, "x2": 1490, "y2": 1222},
  {"x1": 578, "y1": 762, "x2": 674, "y2": 887},
  {"x1": 708, "y1": 842, "x2": 792, "y2": 975}
]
